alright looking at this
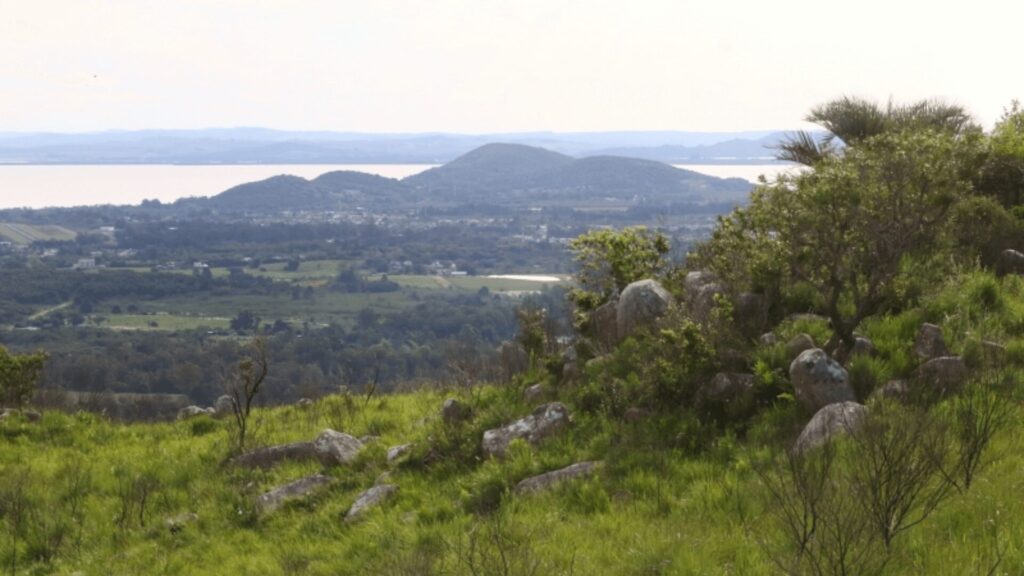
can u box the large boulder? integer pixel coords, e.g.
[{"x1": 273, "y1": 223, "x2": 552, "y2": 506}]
[
  {"x1": 789, "y1": 349, "x2": 856, "y2": 413},
  {"x1": 695, "y1": 373, "x2": 756, "y2": 419},
  {"x1": 523, "y1": 384, "x2": 552, "y2": 406},
  {"x1": 441, "y1": 398, "x2": 472, "y2": 424},
  {"x1": 213, "y1": 395, "x2": 234, "y2": 417},
  {"x1": 786, "y1": 333, "x2": 816, "y2": 360},
  {"x1": 913, "y1": 323, "x2": 949, "y2": 361},
  {"x1": 255, "y1": 474, "x2": 333, "y2": 515},
  {"x1": 231, "y1": 442, "x2": 316, "y2": 469},
  {"x1": 997, "y1": 248, "x2": 1024, "y2": 276},
  {"x1": 617, "y1": 279, "x2": 674, "y2": 339},
  {"x1": 313, "y1": 429, "x2": 364, "y2": 466},
  {"x1": 515, "y1": 461, "x2": 600, "y2": 495},
  {"x1": 345, "y1": 484, "x2": 398, "y2": 522},
  {"x1": 733, "y1": 292, "x2": 767, "y2": 337},
  {"x1": 177, "y1": 405, "x2": 214, "y2": 420},
  {"x1": 482, "y1": 402, "x2": 570, "y2": 458},
  {"x1": 914, "y1": 356, "x2": 968, "y2": 399},
  {"x1": 684, "y1": 271, "x2": 724, "y2": 324},
  {"x1": 591, "y1": 299, "x2": 620, "y2": 348},
  {"x1": 793, "y1": 402, "x2": 868, "y2": 454}
]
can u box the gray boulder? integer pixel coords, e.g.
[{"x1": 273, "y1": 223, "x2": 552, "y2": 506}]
[
  {"x1": 345, "y1": 484, "x2": 398, "y2": 522},
  {"x1": 684, "y1": 271, "x2": 724, "y2": 324},
  {"x1": 759, "y1": 332, "x2": 779, "y2": 346},
  {"x1": 313, "y1": 429, "x2": 364, "y2": 466},
  {"x1": 786, "y1": 333, "x2": 816, "y2": 360},
  {"x1": 915, "y1": 356, "x2": 968, "y2": 399},
  {"x1": 386, "y1": 443, "x2": 414, "y2": 464},
  {"x1": 997, "y1": 248, "x2": 1024, "y2": 276},
  {"x1": 177, "y1": 405, "x2": 214, "y2": 420},
  {"x1": 231, "y1": 441, "x2": 316, "y2": 469},
  {"x1": 515, "y1": 461, "x2": 600, "y2": 495},
  {"x1": 617, "y1": 279, "x2": 674, "y2": 339},
  {"x1": 255, "y1": 474, "x2": 332, "y2": 515},
  {"x1": 441, "y1": 398, "x2": 472, "y2": 424},
  {"x1": 523, "y1": 384, "x2": 551, "y2": 406},
  {"x1": 213, "y1": 395, "x2": 234, "y2": 417},
  {"x1": 696, "y1": 373, "x2": 756, "y2": 418},
  {"x1": 482, "y1": 402, "x2": 571, "y2": 458},
  {"x1": 789, "y1": 349, "x2": 856, "y2": 412},
  {"x1": 793, "y1": 402, "x2": 868, "y2": 454},
  {"x1": 591, "y1": 299, "x2": 620, "y2": 347},
  {"x1": 913, "y1": 323, "x2": 949, "y2": 361},
  {"x1": 875, "y1": 379, "x2": 909, "y2": 400}
]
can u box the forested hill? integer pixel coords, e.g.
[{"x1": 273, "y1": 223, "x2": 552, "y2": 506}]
[{"x1": 186, "y1": 143, "x2": 751, "y2": 212}]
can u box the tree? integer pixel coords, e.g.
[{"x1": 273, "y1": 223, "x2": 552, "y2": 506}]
[
  {"x1": 695, "y1": 128, "x2": 973, "y2": 350},
  {"x1": 0, "y1": 346, "x2": 46, "y2": 408},
  {"x1": 568, "y1": 226, "x2": 670, "y2": 311},
  {"x1": 223, "y1": 337, "x2": 269, "y2": 452},
  {"x1": 777, "y1": 96, "x2": 977, "y2": 166}
]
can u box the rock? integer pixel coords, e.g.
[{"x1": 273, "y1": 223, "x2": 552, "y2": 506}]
[
  {"x1": 591, "y1": 299, "x2": 620, "y2": 347},
  {"x1": 523, "y1": 384, "x2": 551, "y2": 406},
  {"x1": 734, "y1": 292, "x2": 767, "y2": 336},
  {"x1": 834, "y1": 336, "x2": 876, "y2": 365},
  {"x1": 21, "y1": 410, "x2": 41, "y2": 422},
  {"x1": 759, "y1": 332, "x2": 778, "y2": 346},
  {"x1": 684, "y1": 270, "x2": 718, "y2": 295},
  {"x1": 997, "y1": 248, "x2": 1024, "y2": 276},
  {"x1": 213, "y1": 395, "x2": 234, "y2": 417},
  {"x1": 255, "y1": 474, "x2": 333, "y2": 515},
  {"x1": 617, "y1": 279, "x2": 674, "y2": 339},
  {"x1": 386, "y1": 443, "x2": 414, "y2": 464},
  {"x1": 165, "y1": 512, "x2": 198, "y2": 533},
  {"x1": 482, "y1": 402, "x2": 571, "y2": 458},
  {"x1": 441, "y1": 398, "x2": 472, "y2": 424},
  {"x1": 624, "y1": 407, "x2": 650, "y2": 422},
  {"x1": 913, "y1": 323, "x2": 949, "y2": 361},
  {"x1": 515, "y1": 461, "x2": 600, "y2": 495},
  {"x1": 684, "y1": 271, "x2": 725, "y2": 325},
  {"x1": 359, "y1": 435, "x2": 380, "y2": 445},
  {"x1": 914, "y1": 356, "x2": 968, "y2": 399},
  {"x1": 696, "y1": 373, "x2": 756, "y2": 419},
  {"x1": 498, "y1": 340, "x2": 530, "y2": 376},
  {"x1": 297, "y1": 398, "x2": 314, "y2": 406},
  {"x1": 793, "y1": 402, "x2": 868, "y2": 454},
  {"x1": 789, "y1": 349, "x2": 856, "y2": 413},
  {"x1": 875, "y1": 379, "x2": 909, "y2": 400},
  {"x1": 313, "y1": 429, "x2": 364, "y2": 466},
  {"x1": 0, "y1": 408, "x2": 19, "y2": 421},
  {"x1": 231, "y1": 441, "x2": 316, "y2": 469},
  {"x1": 786, "y1": 333, "x2": 816, "y2": 360},
  {"x1": 345, "y1": 484, "x2": 398, "y2": 522},
  {"x1": 177, "y1": 405, "x2": 214, "y2": 420}
]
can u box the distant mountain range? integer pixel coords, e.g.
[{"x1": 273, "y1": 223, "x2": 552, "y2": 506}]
[
  {"x1": 0, "y1": 128, "x2": 797, "y2": 165},
  {"x1": 186, "y1": 142, "x2": 752, "y2": 213}
]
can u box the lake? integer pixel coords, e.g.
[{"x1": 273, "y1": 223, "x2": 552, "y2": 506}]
[{"x1": 0, "y1": 163, "x2": 798, "y2": 209}]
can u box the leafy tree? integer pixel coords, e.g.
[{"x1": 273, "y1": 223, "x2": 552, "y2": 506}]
[
  {"x1": 0, "y1": 345, "x2": 46, "y2": 407},
  {"x1": 568, "y1": 226, "x2": 670, "y2": 311},
  {"x1": 695, "y1": 128, "x2": 973, "y2": 350},
  {"x1": 976, "y1": 100, "x2": 1024, "y2": 207}
]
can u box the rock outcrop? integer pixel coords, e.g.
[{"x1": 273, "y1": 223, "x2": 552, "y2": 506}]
[
  {"x1": 345, "y1": 484, "x2": 398, "y2": 522},
  {"x1": 313, "y1": 429, "x2": 364, "y2": 466},
  {"x1": 515, "y1": 461, "x2": 600, "y2": 495},
  {"x1": 617, "y1": 279, "x2": 673, "y2": 339},
  {"x1": 789, "y1": 349, "x2": 856, "y2": 412},
  {"x1": 255, "y1": 474, "x2": 333, "y2": 515},
  {"x1": 177, "y1": 405, "x2": 214, "y2": 420},
  {"x1": 231, "y1": 442, "x2": 316, "y2": 469},
  {"x1": 913, "y1": 323, "x2": 949, "y2": 361},
  {"x1": 482, "y1": 402, "x2": 570, "y2": 458},
  {"x1": 441, "y1": 398, "x2": 472, "y2": 424},
  {"x1": 213, "y1": 395, "x2": 234, "y2": 417},
  {"x1": 997, "y1": 248, "x2": 1024, "y2": 276},
  {"x1": 793, "y1": 402, "x2": 868, "y2": 454},
  {"x1": 591, "y1": 299, "x2": 620, "y2": 347},
  {"x1": 914, "y1": 356, "x2": 968, "y2": 399},
  {"x1": 684, "y1": 271, "x2": 724, "y2": 324}
]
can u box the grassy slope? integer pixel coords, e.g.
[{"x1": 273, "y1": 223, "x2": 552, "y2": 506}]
[{"x1": 3, "y1": 270, "x2": 1024, "y2": 575}]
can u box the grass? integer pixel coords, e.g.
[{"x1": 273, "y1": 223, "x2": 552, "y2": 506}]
[
  {"x1": 0, "y1": 222, "x2": 77, "y2": 244},
  {"x1": 4, "y1": 268, "x2": 1024, "y2": 575},
  {"x1": 93, "y1": 313, "x2": 232, "y2": 331}
]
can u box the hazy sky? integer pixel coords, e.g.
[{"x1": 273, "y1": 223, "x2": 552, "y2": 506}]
[{"x1": 2, "y1": 0, "x2": 1022, "y2": 133}]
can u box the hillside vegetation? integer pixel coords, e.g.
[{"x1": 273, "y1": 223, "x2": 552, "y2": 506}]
[{"x1": 4, "y1": 97, "x2": 1024, "y2": 575}]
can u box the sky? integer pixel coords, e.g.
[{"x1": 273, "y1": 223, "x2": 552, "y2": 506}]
[{"x1": 1, "y1": 0, "x2": 1023, "y2": 133}]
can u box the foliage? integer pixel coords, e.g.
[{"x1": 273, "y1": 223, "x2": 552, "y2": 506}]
[
  {"x1": 223, "y1": 337, "x2": 269, "y2": 451},
  {"x1": 568, "y1": 226, "x2": 670, "y2": 311},
  {"x1": 0, "y1": 346, "x2": 46, "y2": 407}
]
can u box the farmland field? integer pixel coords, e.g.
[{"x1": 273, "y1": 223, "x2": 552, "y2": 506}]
[{"x1": 0, "y1": 222, "x2": 77, "y2": 244}]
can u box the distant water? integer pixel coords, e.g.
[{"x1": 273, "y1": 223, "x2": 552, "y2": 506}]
[{"x1": 0, "y1": 163, "x2": 798, "y2": 209}]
